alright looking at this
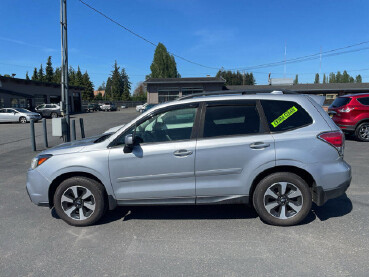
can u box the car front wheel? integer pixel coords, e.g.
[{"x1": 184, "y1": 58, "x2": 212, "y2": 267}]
[
  {"x1": 19, "y1": 116, "x2": 27, "y2": 124},
  {"x1": 51, "y1": 112, "x2": 58, "y2": 118},
  {"x1": 53, "y1": 177, "x2": 106, "y2": 226},
  {"x1": 253, "y1": 172, "x2": 312, "y2": 226}
]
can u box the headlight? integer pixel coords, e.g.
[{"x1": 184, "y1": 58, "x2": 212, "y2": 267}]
[{"x1": 31, "y1": 154, "x2": 52, "y2": 169}]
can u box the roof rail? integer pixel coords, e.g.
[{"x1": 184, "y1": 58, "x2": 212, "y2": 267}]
[{"x1": 177, "y1": 89, "x2": 297, "y2": 101}]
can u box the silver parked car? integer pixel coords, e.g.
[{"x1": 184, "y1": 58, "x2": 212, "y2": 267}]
[
  {"x1": 0, "y1": 108, "x2": 41, "y2": 123},
  {"x1": 26, "y1": 92, "x2": 351, "y2": 226}
]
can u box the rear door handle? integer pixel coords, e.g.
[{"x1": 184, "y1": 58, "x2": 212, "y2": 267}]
[
  {"x1": 250, "y1": 142, "x2": 270, "y2": 149},
  {"x1": 173, "y1": 149, "x2": 193, "y2": 157}
]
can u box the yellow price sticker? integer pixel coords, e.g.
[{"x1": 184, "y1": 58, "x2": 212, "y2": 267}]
[{"x1": 271, "y1": 106, "x2": 298, "y2": 128}]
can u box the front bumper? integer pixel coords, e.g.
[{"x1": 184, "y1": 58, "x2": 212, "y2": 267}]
[
  {"x1": 313, "y1": 178, "x2": 351, "y2": 206},
  {"x1": 26, "y1": 168, "x2": 50, "y2": 207}
]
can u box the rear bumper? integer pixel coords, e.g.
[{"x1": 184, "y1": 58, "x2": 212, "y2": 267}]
[
  {"x1": 313, "y1": 178, "x2": 351, "y2": 206},
  {"x1": 336, "y1": 123, "x2": 355, "y2": 132}
]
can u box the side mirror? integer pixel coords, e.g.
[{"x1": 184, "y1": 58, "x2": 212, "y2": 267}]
[{"x1": 123, "y1": 134, "x2": 134, "y2": 153}]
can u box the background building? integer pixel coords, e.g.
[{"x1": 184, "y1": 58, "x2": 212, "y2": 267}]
[
  {"x1": 0, "y1": 76, "x2": 82, "y2": 112},
  {"x1": 144, "y1": 77, "x2": 226, "y2": 104}
]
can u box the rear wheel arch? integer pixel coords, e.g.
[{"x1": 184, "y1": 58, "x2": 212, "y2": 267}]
[
  {"x1": 48, "y1": 172, "x2": 111, "y2": 209},
  {"x1": 249, "y1": 166, "x2": 315, "y2": 202}
]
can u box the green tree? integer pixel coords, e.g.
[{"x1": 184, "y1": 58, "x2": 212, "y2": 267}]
[
  {"x1": 323, "y1": 73, "x2": 326, "y2": 84},
  {"x1": 121, "y1": 68, "x2": 131, "y2": 100},
  {"x1": 342, "y1": 70, "x2": 350, "y2": 83},
  {"x1": 31, "y1": 67, "x2": 38, "y2": 81},
  {"x1": 81, "y1": 71, "x2": 94, "y2": 100},
  {"x1": 45, "y1": 56, "x2": 54, "y2": 82},
  {"x1": 75, "y1": 66, "x2": 83, "y2": 87},
  {"x1": 105, "y1": 77, "x2": 112, "y2": 100},
  {"x1": 329, "y1": 72, "x2": 336, "y2": 83},
  {"x1": 356, "y1": 74, "x2": 362, "y2": 83},
  {"x1": 110, "y1": 61, "x2": 124, "y2": 100},
  {"x1": 149, "y1": 43, "x2": 180, "y2": 78},
  {"x1": 98, "y1": 81, "x2": 106, "y2": 91},
  {"x1": 68, "y1": 66, "x2": 76, "y2": 86},
  {"x1": 95, "y1": 92, "x2": 103, "y2": 100},
  {"x1": 53, "y1": 67, "x2": 61, "y2": 84},
  {"x1": 314, "y1": 73, "x2": 319, "y2": 84},
  {"x1": 293, "y1": 74, "x2": 299, "y2": 84},
  {"x1": 336, "y1": 71, "x2": 342, "y2": 83},
  {"x1": 38, "y1": 64, "x2": 44, "y2": 82},
  {"x1": 25, "y1": 71, "x2": 30, "y2": 80}
]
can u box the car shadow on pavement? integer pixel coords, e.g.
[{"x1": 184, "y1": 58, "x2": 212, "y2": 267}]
[
  {"x1": 51, "y1": 195, "x2": 352, "y2": 225},
  {"x1": 311, "y1": 193, "x2": 353, "y2": 221}
]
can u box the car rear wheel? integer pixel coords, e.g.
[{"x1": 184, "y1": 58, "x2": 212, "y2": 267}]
[
  {"x1": 253, "y1": 172, "x2": 312, "y2": 226},
  {"x1": 51, "y1": 112, "x2": 58, "y2": 118},
  {"x1": 54, "y1": 177, "x2": 106, "y2": 226},
  {"x1": 19, "y1": 116, "x2": 27, "y2": 124},
  {"x1": 355, "y1": 122, "x2": 369, "y2": 142}
]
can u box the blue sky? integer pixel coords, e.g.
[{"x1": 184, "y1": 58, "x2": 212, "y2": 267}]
[{"x1": 1, "y1": 0, "x2": 369, "y2": 91}]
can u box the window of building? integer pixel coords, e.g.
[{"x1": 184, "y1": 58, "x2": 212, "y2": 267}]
[
  {"x1": 357, "y1": 97, "x2": 369, "y2": 106},
  {"x1": 11, "y1": 98, "x2": 19, "y2": 108},
  {"x1": 203, "y1": 104, "x2": 261, "y2": 138},
  {"x1": 18, "y1": 98, "x2": 26, "y2": 108},
  {"x1": 181, "y1": 88, "x2": 203, "y2": 96},
  {"x1": 34, "y1": 95, "x2": 47, "y2": 107},
  {"x1": 261, "y1": 100, "x2": 313, "y2": 132},
  {"x1": 158, "y1": 88, "x2": 179, "y2": 103},
  {"x1": 0, "y1": 98, "x2": 4, "y2": 108}
]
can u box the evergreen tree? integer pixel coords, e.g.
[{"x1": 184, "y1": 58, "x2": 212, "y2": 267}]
[
  {"x1": 336, "y1": 71, "x2": 342, "y2": 83},
  {"x1": 121, "y1": 68, "x2": 131, "y2": 100},
  {"x1": 105, "y1": 77, "x2": 112, "y2": 100},
  {"x1": 45, "y1": 56, "x2": 54, "y2": 82},
  {"x1": 75, "y1": 66, "x2": 84, "y2": 87},
  {"x1": 323, "y1": 73, "x2": 326, "y2": 84},
  {"x1": 110, "y1": 61, "x2": 124, "y2": 100},
  {"x1": 356, "y1": 74, "x2": 362, "y2": 83},
  {"x1": 38, "y1": 64, "x2": 44, "y2": 82},
  {"x1": 25, "y1": 71, "x2": 30, "y2": 81},
  {"x1": 98, "y1": 81, "x2": 106, "y2": 91},
  {"x1": 68, "y1": 67, "x2": 76, "y2": 86},
  {"x1": 216, "y1": 70, "x2": 254, "y2": 85},
  {"x1": 314, "y1": 73, "x2": 319, "y2": 84},
  {"x1": 81, "y1": 71, "x2": 94, "y2": 100},
  {"x1": 53, "y1": 67, "x2": 61, "y2": 84},
  {"x1": 149, "y1": 43, "x2": 180, "y2": 78},
  {"x1": 342, "y1": 70, "x2": 350, "y2": 83},
  {"x1": 329, "y1": 72, "x2": 336, "y2": 83},
  {"x1": 293, "y1": 74, "x2": 299, "y2": 84},
  {"x1": 95, "y1": 92, "x2": 103, "y2": 100},
  {"x1": 31, "y1": 67, "x2": 38, "y2": 81},
  {"x1": 349, "y1": 77, "x2": 355, "y2": 83}
]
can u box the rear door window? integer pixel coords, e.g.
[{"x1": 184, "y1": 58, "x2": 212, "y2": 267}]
[
  {"x1": 357, "y1": 97, "x2": 369, "y2": 106},
  {"x1": 202, "y1": 102, "x2": 262, "y2": 138},
  {"x1": 261, "y1": 100, "x2": 313, "y2": 132},
  {"x1": 330, "y1": 97, "x2": 351, "y2": 108}
]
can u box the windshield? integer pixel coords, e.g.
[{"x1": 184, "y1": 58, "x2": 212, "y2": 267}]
[
  {"x1": 14, "y1": 108, "x2": 31, "y2": 113},
  {"x1": 330, "y1": 97, "x2": 351, "y2": 108}
]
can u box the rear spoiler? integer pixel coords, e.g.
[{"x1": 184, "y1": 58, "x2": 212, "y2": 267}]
[{"x1": 305, "y1": 95, "x2": 325, "y2": 106}]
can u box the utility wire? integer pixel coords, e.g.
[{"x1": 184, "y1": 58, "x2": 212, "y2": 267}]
[{"x1": 78, "y1": 0, "x2": 220, "y2": 70}]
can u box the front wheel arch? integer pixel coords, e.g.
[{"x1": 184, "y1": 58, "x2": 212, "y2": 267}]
[{"x1": 48, "y1": 172, "x2": 111, "y2": 209}]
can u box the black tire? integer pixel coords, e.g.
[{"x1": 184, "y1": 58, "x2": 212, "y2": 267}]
[
  {"x1": 19, "y1": 116, "x2": 27, "y2": 124},
  {"x1": 355, "y1": 122, "x2": 369, "y2": 142},
  {"x1": 53, "y1": 176, "x2": 106, "y2": 226},
  {"x1": 51, "y1": 112, "x2": 58, "y2": 118},
  {"x1": 253, "y1": 172, "x2": 312, "y2": 226}
]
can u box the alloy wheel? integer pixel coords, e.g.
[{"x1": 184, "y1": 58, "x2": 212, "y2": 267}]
[
  {"x1": 61, "y1": 186, "x2": 95, "y2": 220},
  {"x1": 358, "y1": 124, "x2": 369, "y2": 140},
  {"x1": 263, "y1": 182, "x2": 303, "y2": 219},
  {"x1": 20, "y1": 117, "x2": 27, "y2": 123}
]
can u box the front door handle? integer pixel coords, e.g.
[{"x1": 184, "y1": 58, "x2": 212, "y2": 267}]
[
  {"x1": 173, "y1": 149, "x2": 193, "y2": 157},
  {"x1": 250, "y1": 142, "x2": 270, "y2": 149}
]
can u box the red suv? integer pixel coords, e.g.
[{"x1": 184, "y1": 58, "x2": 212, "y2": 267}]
[{"x1": 328, "y1": 93, "x2": 369, "y2": 141}]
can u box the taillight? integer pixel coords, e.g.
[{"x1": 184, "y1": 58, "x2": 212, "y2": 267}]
[
  {"x1": 318, "y1": 131, "x2": 344, "y2": 156},
  {"x1": 338, "y1": 107, "x2": 354, "y2": 113}
]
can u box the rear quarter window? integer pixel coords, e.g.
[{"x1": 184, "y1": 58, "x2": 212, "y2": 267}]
[
  {"x1": 357, "y1": 97, "x2": 369, "y2": 106},
  {"x1": 330, "y1": 97, "x2": 351, "y2": 108},
  {"x1": 261, "y1": 100, "x2": 313, "y2": 132}
]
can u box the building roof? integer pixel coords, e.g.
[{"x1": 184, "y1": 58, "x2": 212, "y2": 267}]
[
  {"x1": 0, "y1": 75, "x2": 84, "y2": 90},
  {"x1": 227, "y1": 82, "x2": 369, "y2": 93},
  {"x1": 144, "y1": 77, "x2": 226, "y2": 84}
]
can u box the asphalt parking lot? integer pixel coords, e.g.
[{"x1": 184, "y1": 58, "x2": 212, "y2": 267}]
[{"x1": 0, "y1": 109, "x2": 368, "y2": 276}]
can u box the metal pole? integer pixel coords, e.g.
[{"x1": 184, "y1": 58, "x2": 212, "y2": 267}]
[
  {"x1": 79, "y1": 118, "x2": 85, "y2": 139},
  {"x1": 61, "y1": 0, "x2": 70, "y2": 141},
  {"x1": 71, "y1": 119, "x2": 76, "y2": 141},
  {"x1": 43, "y1": 118, "x2": 48, "y2": 148},
  {"x1": 30, "y1": 119, "x2": 36, "y2": 151}
]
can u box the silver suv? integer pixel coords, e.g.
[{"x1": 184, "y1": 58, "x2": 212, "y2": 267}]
[{"x1": 26, "y1": 93, "x2": 351, "y2": 226}]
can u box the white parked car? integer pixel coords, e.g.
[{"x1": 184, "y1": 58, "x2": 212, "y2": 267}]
[
  {"x1": 0, "y1": 108, "x2": 41, "y2": 123},
  {"x1": 100, "y1": 102, "x2": 117, "y2": 111},
  {"x1": 136, "y1": 103, "x2": 147, "y2": 112}
]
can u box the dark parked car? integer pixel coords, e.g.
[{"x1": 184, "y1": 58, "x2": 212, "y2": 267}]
[
  {"x1": 328, "y1": 93, "x2": 369, "y2": 141},
  {"x1": 86, "y1": 103, "x2": 100, "y2": 112},
  {"x1": 35, "y1": 104, "x2": 62, "y2": 118}
]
